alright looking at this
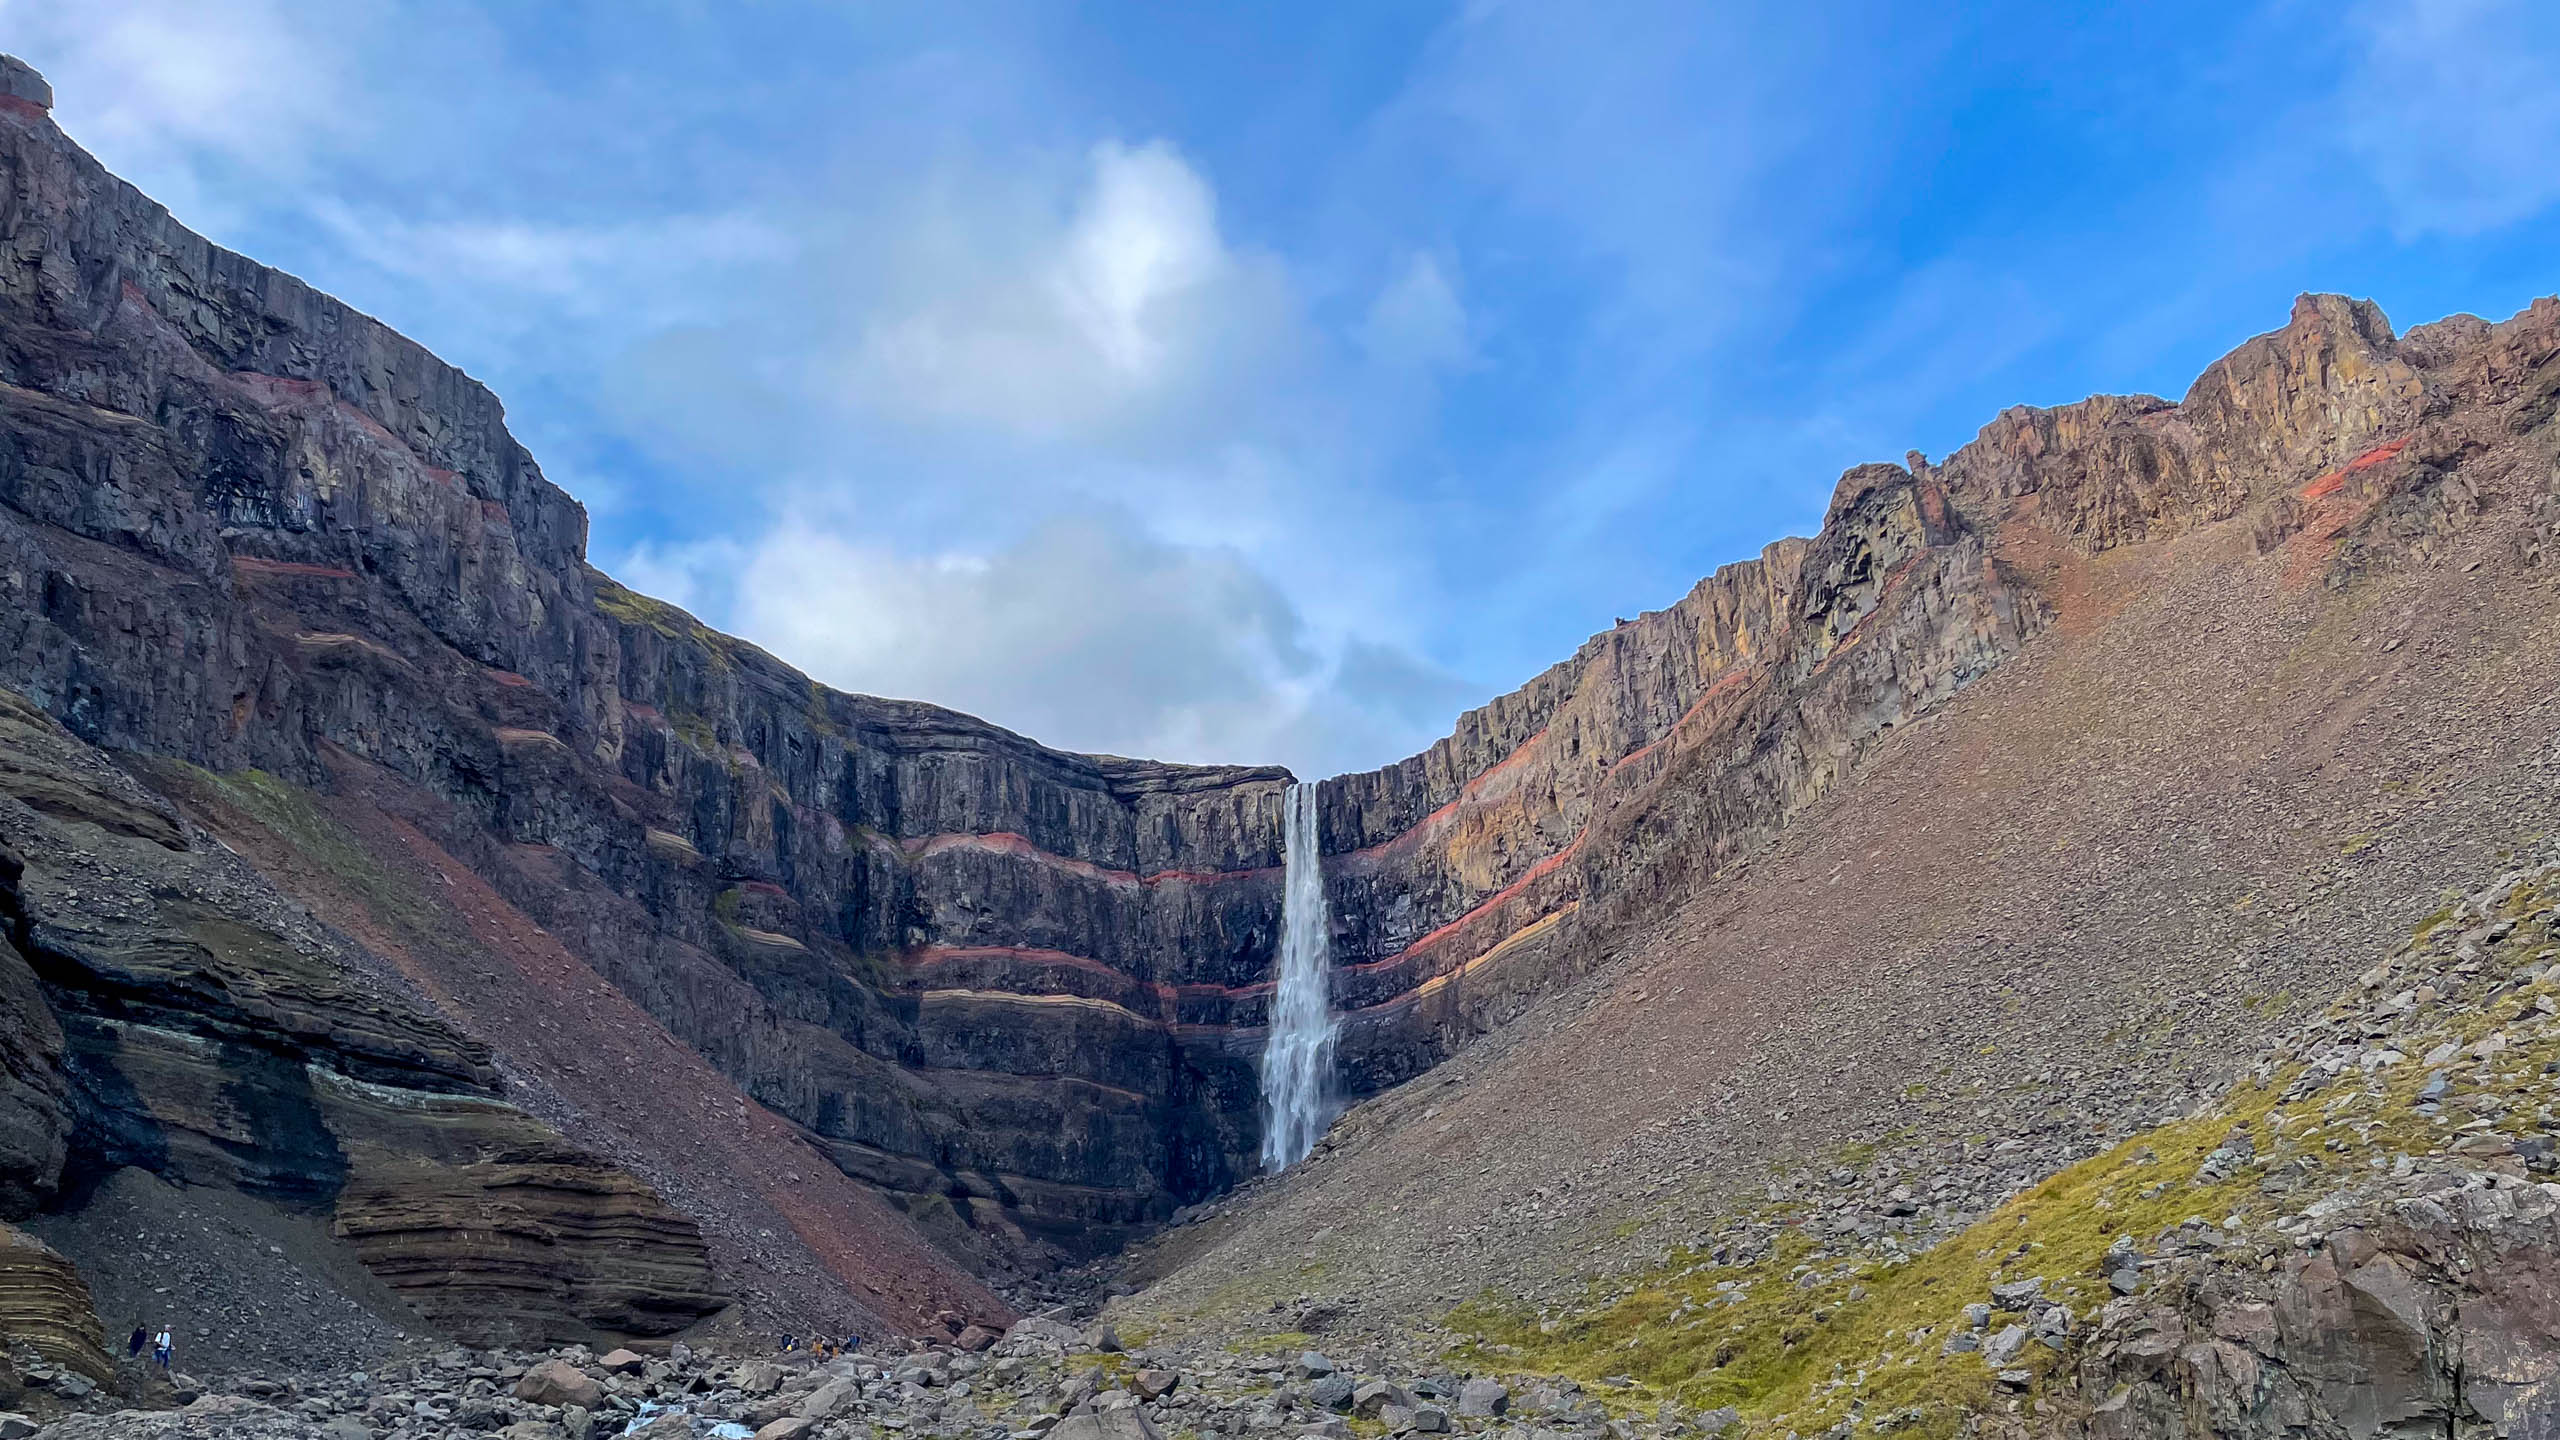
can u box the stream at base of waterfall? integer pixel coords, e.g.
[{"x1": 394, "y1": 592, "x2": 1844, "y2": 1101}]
[{"x1": 1259, "y1": 781, "x2": 1337, "y2": 1171}]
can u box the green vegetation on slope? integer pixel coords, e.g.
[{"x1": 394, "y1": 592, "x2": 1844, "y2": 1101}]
[{"x1": 1450, "y1": 870, "x2": 2560, "y2": 1439}]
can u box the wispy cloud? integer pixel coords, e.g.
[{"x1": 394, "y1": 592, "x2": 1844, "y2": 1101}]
[
  {"x1": 1, "y1": 0, "x2": 369, "y2": 227},
  {"x1": 2339, "y1": 0, "x2": 2560, "y2": 238}
]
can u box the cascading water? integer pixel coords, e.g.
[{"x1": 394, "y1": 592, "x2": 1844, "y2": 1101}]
[{"x1": 1259, "y1": 782, "x2": 1337, "y2": 1172}]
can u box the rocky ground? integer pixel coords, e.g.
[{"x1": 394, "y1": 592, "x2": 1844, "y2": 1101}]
[
  {"x1": 23, "y1": 1170, "x2": 421, "y2": 1378},
  {"x1": 5, "y1": 1309, "x2": 1615, "y2": 1440}
]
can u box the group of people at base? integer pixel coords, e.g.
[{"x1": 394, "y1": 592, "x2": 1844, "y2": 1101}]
[
  {"x1": 125, "y1": 1323, "x2": 173, "y2": 1372},
  {"x1": 779, "y1": 1334, "x2": 859, "y2": 1359}
]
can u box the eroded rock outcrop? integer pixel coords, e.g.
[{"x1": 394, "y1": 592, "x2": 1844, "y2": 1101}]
[
  {"x1": 2074, "y1": 1183, "x2": 2560, "y2": 1440},
  {"x1": 0, "y1": 1221, "x2": 109, "y2": 1385},
  {"x1": 0, "y1": 682, "x2": 721, "y2": 1347}
]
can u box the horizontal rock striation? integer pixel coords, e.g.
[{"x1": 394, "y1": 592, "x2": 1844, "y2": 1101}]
[
  {"x1": 0, "y1": 682, "x2": 723, "y2": 1347},
  {"x1": 0, "y1": 59, "x2": 1289, "y2": 1263},
  {"x1": 0, "y1": 1219, "x2": 110, "y2": 1384}
]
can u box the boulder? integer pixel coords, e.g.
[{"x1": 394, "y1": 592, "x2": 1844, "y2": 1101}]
[
  {"x1": 1989, "y1": 1278, "x2": 2046, "y2": 1312},
  {"x1": 516, "y1": 1358, "x2": 605, "y2": 1409},
  {"x1": 1457, "y1": 1379, "x2": 1510, "y2": 1417},
  {"x1": 1311, "y1": 1375, "x2": 1357, "y2": 1411},
  {"x1": 754, "y1": 1420, "x2": 818, "y2": 1440},
  {"x1": 1295, "y1": 1352, "x2": 1336, "y2": 1379},
  {"x1": 957, "y1": 1325, "x2": 1001, "y2": 1352},
  {"x1": 1353, "y1": 1381, "x2": 1411, "y2": 1417},
  {"x1": 794, "y1": 1378, "x2": 858, "y2": 1420},
  {"x1": 1006, "y1": 1317, "x2": 1085, "y2": 1351},
  {"x1": 1132, "y1": 1369, "x2": 1180, "y2": 1401},
  {"x1": 1049, "y1": 1411, "x2": 1166, "y2": 1440},
  {"x1": 736, "y1": 1362, "x2": 785, "y2": 1396},
  {"x1": 600, "y1": 1349, "x2": 649, "y2": 1374}
]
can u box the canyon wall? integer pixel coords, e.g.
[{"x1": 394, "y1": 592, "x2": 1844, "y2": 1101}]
[{"x1": 3, "y1": 42, "x2": 2554, "y2": 1329}]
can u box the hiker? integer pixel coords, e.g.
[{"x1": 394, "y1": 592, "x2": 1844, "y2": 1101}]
[
  {"x1": 780, "y1": 1334, "x2": 796, "y2": 1353},
  {"x1": 153, "y1": 1327, "x2": 172, "y2": 1372},
  {"x1": 126, "y1": 1323, "x2": 147, "y2": 1359}
]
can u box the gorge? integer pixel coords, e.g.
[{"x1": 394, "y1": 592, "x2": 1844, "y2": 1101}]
[{"x1": 4, "y1": 39, "x2": 2560, "y2": 1440}]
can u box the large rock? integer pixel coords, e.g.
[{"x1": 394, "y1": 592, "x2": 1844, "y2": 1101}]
[
  {"x1": 1048, "y1": 1411, "x2": 1166, "y2": 1440},
  {"x1": 2076, "y1": 1178, "x2": 2560, "y2": 1440},
  {"x1": 515, "y1": 1358, "x2": 605, "y2": 1409}
]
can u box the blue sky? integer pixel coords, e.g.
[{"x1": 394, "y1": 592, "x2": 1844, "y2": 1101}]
[{"x1": 9, "y1": 0, "x2": 2557, "y2": 777}]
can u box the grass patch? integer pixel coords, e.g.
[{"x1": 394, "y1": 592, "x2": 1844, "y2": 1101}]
[
  {"x1": 1448, "y1": 1088, "x2": 2283, "y2": 1439},
  {"x1": 176, "y1": 765, "x2": 470, "y2": 950}
]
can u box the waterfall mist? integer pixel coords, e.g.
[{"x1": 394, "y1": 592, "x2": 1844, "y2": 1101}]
[{"x1": 1259, "y1": 782, "x2": 1337, "y2": 1172}]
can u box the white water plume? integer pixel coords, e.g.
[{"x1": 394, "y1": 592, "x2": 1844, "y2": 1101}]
[{"x1": 1259, "y1": 781, "x2": 1337, "y2": 1171}]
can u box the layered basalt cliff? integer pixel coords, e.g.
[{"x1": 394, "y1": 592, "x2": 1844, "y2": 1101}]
[{"x1": 0, "y1": 684, "x2": 723, "y2": 1348}]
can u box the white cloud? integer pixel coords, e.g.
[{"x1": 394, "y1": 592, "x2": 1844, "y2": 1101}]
[
  {"x1": 309, "y1": 204, "x2": 788, "y2": 323},
  {"x1": 607, "y1": 506, "x2": 1470, "y2": 775},
  {"x1": 1, "y1": 0, "x2": 366, "y2": 225},
  {"x1": 1052, "y1": 141, "x2": 1227, "y2": 378},
  {"x1": 726, "y1": 509, "x2": 1316, "y2": 763},
  {"x1": 840, "y1": 139, "x2": 1306, "y2": 443},
  {"x1": 2342, "y1": 0, "x2": 2560, "y2": 236},
  {"x1": 616, "y1": 537, "x2": 749, "y2": 617}
]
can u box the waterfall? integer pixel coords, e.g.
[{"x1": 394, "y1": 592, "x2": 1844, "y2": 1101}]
[{"x1": 1259, "y1": 782, "x2": 1337, "y2": 1172}]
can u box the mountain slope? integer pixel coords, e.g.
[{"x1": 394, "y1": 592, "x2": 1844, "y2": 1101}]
[{"x1": 1123, "y1": 296, "x2": 2560, "y2": 1344}]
